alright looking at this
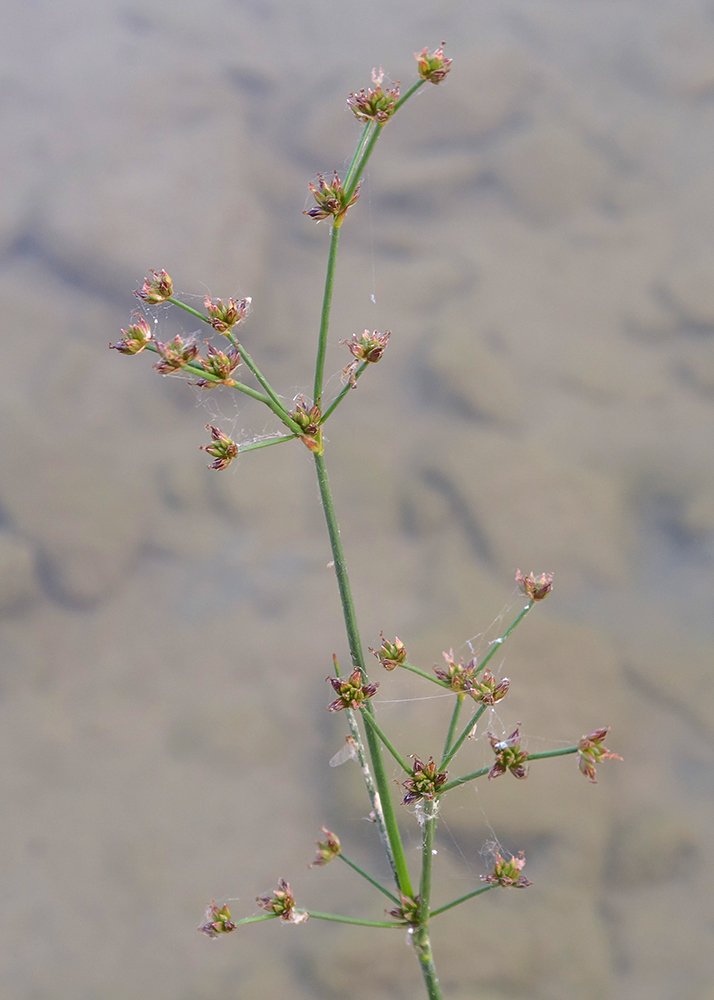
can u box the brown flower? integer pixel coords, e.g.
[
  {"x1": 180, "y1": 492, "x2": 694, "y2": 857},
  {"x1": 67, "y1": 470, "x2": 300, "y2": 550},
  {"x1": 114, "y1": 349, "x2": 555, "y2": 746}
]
[
  {"x1": 342, "y1": 329, "x2": 391, "y2": 364},
  {"x1": 198, "y1": 900, "x2": 236, "y2": 937},
  {"x1": 135, "y1": 269, "x2": 173, "y2": 304},
  {"x1": 204, "y1": 295, "x2": 251, "y2": 334},
  {"x1": 414, "y1": 45, "x2": 452, "y2": 84},
  {"x1": 309, "y1": 827, "x2": 341, "y2": 868},
  {"x1": 290, "y1": 395, "x2": 323, "y2": 454},
  {"x1": 388, "y1": 892, "x2": 420, "y2": 925},
  {"x1": 200, "y1": 424, "x2": 239, "y2": 471},
  {"x1": 256, "y1": 878, "x2": 308, "y2": 924},
  {"x1": 402, "y1": 756, "x2": 448, "y2": 805},
  {"x1": 347, "y1": 68, "x2": 400, "y2": 124},
  {"x1": 190, "y1": 344, "x2": 242, "y2": 389},
  {"x1": 467, "y1": 669, "x2": 510, "y2": 706},
  {"x1": 303, "y1": 171, "x2": 360, "y2": 224},
  {"x1": 515, "y1": 569, "x2": 554, "y2": 602},
  {"x1": 327, "y1": 665, "x2": 379, "y2": 712},
  {"x1": 488, "y1": 726, "x2": 529, "y2": 780},
  {"x1": 577, "y1": 727, "x2": 622, "y2": 783},
  {"x1": 370, "y1": 632, "x2": 407, "y2": 671},
  {"x1": 110, "y1": 315, "x2": 153, "y2": 355},
  {"x1": 433, "y1": 649, "x2": 478, "y2": 691},
  {"x1": 481, "y1": 851, "x2": 532, "y2": 888},
  {"x1": 152, "y1": 334, "x2": 199, "y2": 374}
]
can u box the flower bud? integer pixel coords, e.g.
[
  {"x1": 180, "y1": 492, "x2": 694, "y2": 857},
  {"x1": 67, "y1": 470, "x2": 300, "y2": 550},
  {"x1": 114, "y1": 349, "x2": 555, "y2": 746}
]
[
  {"x1": 342, "y1": 329, "x2": 391, "y2": 364},
  {"x1": 290, "y1": 395, "x2": 323, "y2": 454},
  {"x1": 303, "y1": 171, "x2": 360, "y2": 224},
  {"x1": 309, "y1": 827, "x2": 342, "y2": 868},
  {"x1": 110, "y1": 315, "x2": 152, "y2": 355},
  {"x1": 204, "y1": 295, "x2": 251, "y2": 334},
  {"x1": 190, "y1": 344, "x2": 241, "y2": 389},
  {"x1": 200, "y1": 424, "x2": 239, "y2": 471},
  {"x1": 433, "y1": 649, "x2": 478, "y2": 691},
  {"x1": 370, "y1": 632, "x2": 407, "y2": 671},
  {"x1": 488, "y1": 726, "x2": 529, "y2": 780},
  {"x1": 198, "y1": 900, "x2": 236, "y2": 937},
  {"x1": 347, "y1": 68, "x2": 400, "y2": 124},
  {"x1": 467, "y1": 669, "x2": 510, "y2": 706},
  {"x1": 402, "y1": 756, "x2": 448, "y2": 805},
  {"x1": 327, "y1": 665, "x2": 378, "y2": 712},
  {"x1": 515, "y1": 569, "x2": 554, "y2": 601},
  {"x1": 481, "y1": 851, "x2": 532, "y2": 888},
  {"x1": 388, "y1": 893, "x2": 420, "y2": 925},
  {"x1": 256, "y1": 878, "x2": 308, "y2": 924},
  {"x1": 152, "y1": 334, "x2": 199, "y2": 374},
  {"x1": 135, "y1": 269, "x2": 173, "y2": 304},
  {"x1": 414, "y1": 45, "x2": 452, "y2": 84},
  {"x1": 577, "y1": 727, "x2": 622, "y2": 783}
]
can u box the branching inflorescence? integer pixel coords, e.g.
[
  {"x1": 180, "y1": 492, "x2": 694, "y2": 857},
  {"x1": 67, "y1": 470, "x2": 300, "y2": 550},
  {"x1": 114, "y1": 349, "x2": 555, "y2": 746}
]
[{"x1": 111, "y1": 46, "x2": 620, "y2": 1000}]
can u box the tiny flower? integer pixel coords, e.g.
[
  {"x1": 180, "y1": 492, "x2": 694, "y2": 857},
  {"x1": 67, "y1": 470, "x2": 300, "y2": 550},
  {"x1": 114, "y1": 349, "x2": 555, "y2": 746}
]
[
  {"x1": 488, "y1": 726, "x2": 529, "y2": 780},
  {"x1": 388, "y1": 893, "x2": 420, "y2": 925},
  {"x1": 370, "y1": 632, "x2": 407, "y2": 671},
  {"x1": 303, "y1": 171, "x2": 361, "y2": 224},
  {"x1": 327, "y1": 665, "x2": 379, "y2": 712},
  {"x1": 577, "y1": 727, "x2": 622, "y2": 784},
  {"x1": 414, "y1": 45, "x2": 452, "y2": 84},
  {"x1": 204, "y1": 295, "x2": 251, "y2": 334},
  {"x1": 347, "y1": 68, "x2": 400, "y2": 125},
  {"x1": 481, "y1": 851, "x2": 532, "y2": 888},
  {"x1": 256, "y1": 878, "x2": 308, "y2": 924},
  {"x1": 200, "y1": 424, "x2": 239, "y2": 471},
  {"x1": 198, "y1": 900, "x2": 236, "y2": 937},
  {"x1": 467, "y1": 669, "x2": 510, "y2": 706},
  {"x1": 135, "y1": 269, "x2": 173, "y2": 304},
  {"x1": 110, "y1": 315, "x2": 152, "y2": 355},
  {"x1": 402, "y1": 756, "x2": 448, "y2": 805},
  {"x1": 152, "y1": 334, "x2": 200, "y2": 374},
  {"x1": 190, "y1": 344, "x2": 242, "y2": 389},
  {"x1": 309, "y1": 827, "x2": 342, "y2": 868},
  {"x1": 433, "y1": 649, "x2": 478, "y2": 691},
  {"x1": 515, "y1": 569, "x2": 554, "y2": 602},
  {"x1": 342, "y1": 329, "x2": 391, "y2": 364},
  {"x1": 290, "y1": 395, "x2": 323, "y2": 454}
]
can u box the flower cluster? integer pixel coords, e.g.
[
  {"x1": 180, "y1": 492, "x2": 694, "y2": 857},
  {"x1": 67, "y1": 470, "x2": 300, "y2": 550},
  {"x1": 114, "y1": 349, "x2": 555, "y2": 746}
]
[
  {"x1": 402, "y1": 757, "x2": 448, "y2": 805},
  {"x1": 577, "y1": 727, "x2": 622, "y2": 783},
  {"x1": 304, "y1": 171, "x2": 361, "y2": 224},
  {"x1": 135, "y1": 269, "x2": 173, "y2": 304},
  {"x1": 481, "y1": 851, "x2": 532, "y2": 889},
  {"x1": 433, "y1": 649, "x2": 478, "y2": 691},
  {"x1": 190, "y1": 344, "x2": 241, "y2": 389},
  {"x1": 309, "y1": 827, "x2": 342, "y2": 868},
  {"x1": 342, "y1": 329, "x2": 391, "y2": 364},
  {"x1": 415, "y1": 45, "x2": 452, "y2": 84},
  {"x1": 327, "y1": 665, "x2": 379, "y2": 712},
  {"x1": 290, "y1": 395, "x2": 323, "y2": 454},
  {"x1": 256, "y1": 879, "x2": 308, "y2": 924},
  {"x1": 198, "y1": 901, "x2": 236, "y2": 937},
  {"x1": 488, "y1": 726, "x2": 529, "y2": 780},
  {"x1": 388, "y1": 893, "x2": 420, "y2": 925},
  {"x1": 467, "y1": 669, "x2": 510, "y2": 706},
  {"x1": 516, "y1": 569, "x2": 554, "y2": 602},
  {"x1": 370, "y1": 633, "x2": 407, "y2": 671},
  {"x1": 152, "y1": 334, "x2": 199, "y2": 374},
  {"x1": 347, "y1": 68, "x2": 400, "y2": 124},
  {"x1": 200, "y1": 424, "x2": 239, "y2": 471},
  {"x1": 204, "y1": 295, "x2": 252, "y2": 334},
  {"x1": 110, "y1": 315, "x2": 153, "y2": 355}
]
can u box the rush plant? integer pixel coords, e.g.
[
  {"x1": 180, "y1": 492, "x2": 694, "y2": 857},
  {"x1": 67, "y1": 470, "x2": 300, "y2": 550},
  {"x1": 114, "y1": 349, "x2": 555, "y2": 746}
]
[{"x1": 111, "y1": 47, "x2": 620, "y2": 1000}]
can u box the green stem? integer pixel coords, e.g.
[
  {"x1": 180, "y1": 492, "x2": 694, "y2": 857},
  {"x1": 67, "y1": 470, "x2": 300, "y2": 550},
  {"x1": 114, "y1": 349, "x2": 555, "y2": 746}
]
[
  {"x1": 412, "y1": 925, "x2": 444, "y2": 1000},
  {"x1": 343, "y1": 121, "x2": 374, "y2": 191},
  {"x1": 475, "y1": 600, "x2": 533, "y2": 678},
  {"x1": 307, "y1": 911, "x2": 404, "y2": 928},
  {"x1": 314, "y1": 451, "x2": 413, "y2": 900},
  {"x1": 167, "y1": 297, "x2": 213, "y2": 325},
  {"x1": 344, "y1": 125, "x2": 382, "y2": 201},
  {"x1": 361, "y1": 709, "x2": 413, "y2": 775},
  {"x1": 418, "y1": 798, "x2": 438, "y2": 924},
  {"x1": 429, "y1": 884, "x2": 495, "y2": 918},
  {"x1": 237, "y1": 434, "x2": 296, "y2": 453},
  {"x1": 320, "y1": 362, "x2": 369, "y2": 423},
  {"x1": 440, "y1": 704, "x2": 487, "y2": 770},
  {"x1": 143, "y1": 342, "x2": 271, "y2": 405},
  {"x1": 401, "y1": 662, "x2": 451, "y2": 688},
  {"x1": 438, "y1": 766, "x2": 490, "y2": 795},
  {"x1": 526, "y1": 746, "x2": 578, "y2": 762},
  {"x1": 232, "y1": 913, "x2": 280, "y2": 926},
  {"x1": 442, "y1": 694, "x2": 465, "y2": 760},
  {"x1": 313, "y1": 224, "x2": 341, "y2": 410},
  {"x1": 394, "y1": 78, "x2": 426, "y2": 112},
  {"x1": 338, "y1": 854, "x2": 400, "y2": 905}
]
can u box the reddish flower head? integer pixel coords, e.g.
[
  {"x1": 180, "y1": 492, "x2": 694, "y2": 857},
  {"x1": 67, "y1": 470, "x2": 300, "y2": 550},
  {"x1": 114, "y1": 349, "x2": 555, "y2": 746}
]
[
  {"x1": 198, "y1": 900, "x2": 236, "y2": 937},
  {"x1": 110, "y1": 315, "x2": 153, "y2": 355},
  {"x1": 304, "y1": 171, "x2": 360, "y2": 224},
  {"x1": 370, "y1": 632, "x2": 407, "y2": 671},
  {"x1": 256, "y1": 878, "x2": 308, "y2": 924},
  {"x1": 402, "y1": 756, "x2": 448, "y2": 805},
  {"x1": 342, "y1": 329, "x2": 391, "y2": 364},
  {"x1": 433, "y1": 649, "x2": 478, "y2": 691},
  {"x1": 347, "y1": 68, "x2": 400, "y2": 124},
  {"x1": 204, "y1": 295, "x2": 251, "y2": 334},
  {"x1": 309, "y1": 827, "x2": 342, "y2": 868},
  {"x1": 577, "y1": 727, "x2": 622, "y2": 783},
  {"x1": 135, "y1": 269, "x2": 173, "y2": 304},
  {"x1": 488, "y1": 726, "x2": 529, "y2": 780},
  {"x1": 516, "y1": 569, "x2": 554, "y2": 602},
  {"x1": 327, "y1": 664, "x2": 378, "y2": 712},
  {"x1": 467, "y1": 669, "x2": 510, "y2": 706},
  {"x1": 415, "y1": 45, "x2": 452, "y2": 84},
  {"x1": 481, "y1": 851, "x2": 532, "y2": 888},
  {"x1": 200, "y1": 424, "x2": 239, "y2": 471}
]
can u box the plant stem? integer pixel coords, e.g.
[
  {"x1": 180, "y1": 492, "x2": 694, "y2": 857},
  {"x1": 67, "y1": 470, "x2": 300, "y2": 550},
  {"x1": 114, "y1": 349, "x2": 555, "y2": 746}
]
[
  {"x1": 394, "y1": 78, "x2": 426, "y2": 112},
  {"x1": 440, "y1": 704, "x2": 487, "y2": 770},
  {"x1": 474, "y1": 600, "x2": 533, "y2": 678},
  {"x1": 233, "y1": 913, "x2": 280, "y2": 926},
  {"x1": 343, "y1": 121, "x2": 374, "y2": 191},
  {"x1": 401, "y1": 662, "x2": 451, "y2": 688},
  {"x1": 412, "y1": 924, "x2": 444, "y2": 1000},
  {"x1": 429, "y1": 884, "x2": 495, "y2": 918},
  {"x1": 237, "y1": 434, "x2": 296, "y2": 453},
  {"x1": 438, "y1": 765, "x2": 491, "y2": 795},
  {"x1": 344, "y1": 125, "x2": 383, "y2": 201},
  {"x1": 167, "y1": 297, "x2": 213, "y2": 325},
  {"x1": 526, "y1": 746, "x2": 578, "y2": 762},
  {"x1": 313, "y1": 224, "x2": 341, "y2": 410},
  {"x1": 313, "y1": 452, "x2": 414, "y2": 900},
  {"x1": 418, "y1": 799, "x2": 438, "y2": 924},
  {"x1": 338, "y1": 854, "x2": 400, "y2": 905},
  {"x1": 361, "y1": 708, "x2": 413, "y2": 775},
  {"x1": 442, "y1": 694, "x2": 465, "y2": 760},
  {"x1": 143, "y1": 342, "x2": 272, "y2": 405},
  {"x1": 307, "y1": 911, "x2": 404, "y2": 928},
  {"x1": 320, "y1": 362, "x2": 369, "y2": 423}
]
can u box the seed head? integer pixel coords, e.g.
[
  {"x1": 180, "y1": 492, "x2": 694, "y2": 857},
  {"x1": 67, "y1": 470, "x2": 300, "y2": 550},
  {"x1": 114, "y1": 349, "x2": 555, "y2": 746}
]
[
  {"x1": 388, "y1": 892, "x2": 420, "y2": 925},
  {"x1": 347, "y1": 68, "x2": 400, "y2": 124},
  {"x1": 135, "y1": 269, "x2": 173, "y2": 304},
  {"x1": 433, "y1": 649, "x2": 478, "y2": 691},
  {"x1": 190, "y1": 344, "x2": 242, "y2": 389},
  {"x1": 327, "y1": 665, "x2": 378, "y2": 712},
  {"x1": 342, "y1": 329, "x2": 391, "y2": 364},
  {"x1": 290, "y1": 395, "x2": 323, "y2": 454},
  {"x1": 516, "y1": 569, "x2": 554, "y2": 601},
  {"x1": 110, "y1": 315, "x2": 153, "y2": 355},
  {"x1": 309, "y1": 827, "x2": 342, "y2": 868},
  {"x1": 577, "y1": 727, "x2": 622, "y2": 783},
  {"x1": 256, "y1": 878, "x2": 308, "y2": 924},
  {"x1": 402, "y1": 756, "x2": 448, "y2": 805},
  {"x1": 481, "y1": 851, "x2": 532, "y2": 888},
  {"x1": 204, "y1": 295, "x2": 251, "y2": 335},
  {"x1": 198, "y1": 900, "x2": 236, "y2": 937},
  {"x1": 152, "y1": 334, "x2": 199, "y2": 374},
  {"x1": 488, "y1": 726, "x2": 529, "y2": 780},
  {"x1": 414, "y1": 45, "x2": 452, "y2": 84},
  {"x1": 370, "y1": 632, "x2": 407, "y2": 671},
  {"x1": 467, "y1": 669, "x2": 510, "y2": 706},
  {"x1": 304, "y1": 171, "x2": 361, "y2": 224},
  {"x1": 200, "y1": 424, "x2": 239, "y2": 471}
]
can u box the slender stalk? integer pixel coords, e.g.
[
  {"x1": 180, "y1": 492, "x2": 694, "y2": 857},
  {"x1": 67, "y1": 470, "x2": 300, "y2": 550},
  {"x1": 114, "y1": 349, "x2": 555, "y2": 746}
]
[
  {"x1": 143, "y1": 343, "x2": 272, "y2": 405},
  {"x1": 412, "y1": 924, "x2": 444, "y2": 1000},
  {"x1": 361, "y1": 708, "x2": 413, "y2": 775},
  {"x1": 393, "y1": 78, "x2": 426, "y2": 112},
  {"x1": 442, "y1": 694, "x2": 465, "y2": 761},
  {"x1": 237, "y1": 434, "x2": 296, "y2": 453},
  {"x1": 307, "y1": 911, "x2": 404, "y2": 928},
  {"x1": 429, "y1": 884, "x2": 495, "y2": 918},
  {"x1": 401, "y1": 662, "x2": 451, "y2": 688},
  {"x1": 314, "y1": 451, "x2": 414, "y2": 900},
  {"x1": 320, "y1": 362, "x2": 369, "y2": 423},
  {"x1": 343, "y1": 121, "x2": 374, "y2": 191},
  {"x1": 313, "y1": 224, "x2": 341, "y2": 410},
  {"x1": 474, "y1": 600, "x2": 533, "y2": 678},
  {"x1": 344, "y1": 125, "x2": 383, "y2": 201},
  {"x1": 440, "y1": 704, "x2": 487, "y2": 770},
  {"x1": 167, "y1": 297, "x2": 213, "y2": 325},
  {"x1": 418, "y1": 799, "x2": 438, "y2": 924},
  {"x1": 438, "y1": 765, "x2": 491, "y2": 795},
  {"x1": 232, "y1": 913, "x2": 280, "y2": 926},
  {"x1": 526, "y1": 746, "x2": 578, "y2": 762},
  {"x1": 338, "y1": 854, "x2": 400, "y2": 905}
]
